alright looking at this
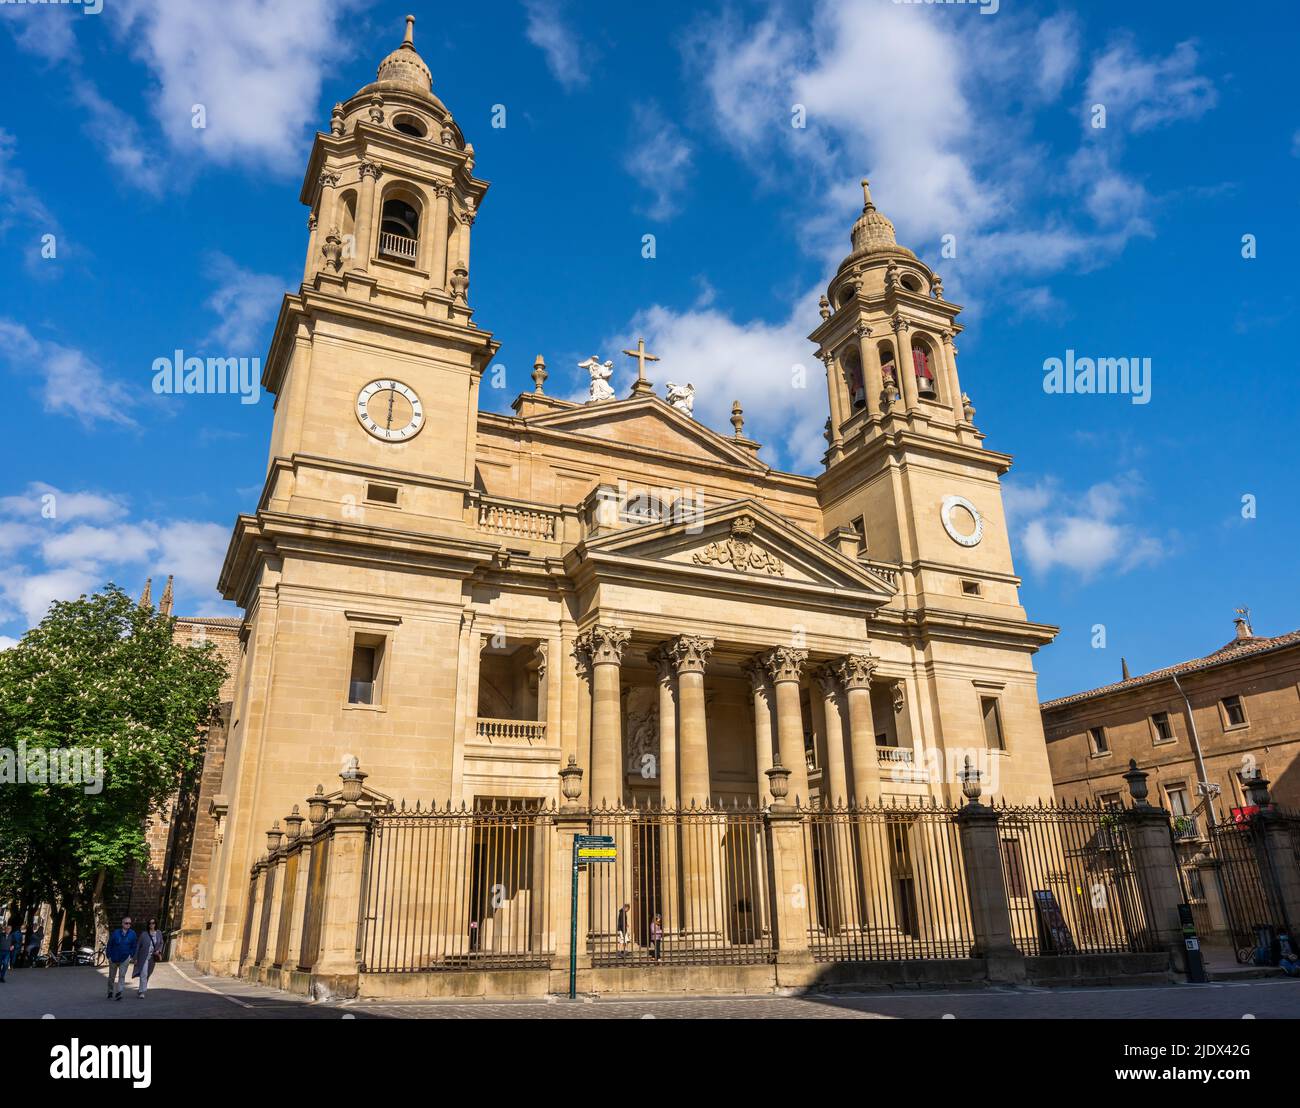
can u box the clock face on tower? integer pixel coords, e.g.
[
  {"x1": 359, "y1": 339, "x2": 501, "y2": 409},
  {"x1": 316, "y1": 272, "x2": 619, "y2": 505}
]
[
  {"x1": 941, "y1": 494, "x2": 984, "y2": 547},
  {"x1": 356, "y1": 379, "x2": 424, "y2": 441}
]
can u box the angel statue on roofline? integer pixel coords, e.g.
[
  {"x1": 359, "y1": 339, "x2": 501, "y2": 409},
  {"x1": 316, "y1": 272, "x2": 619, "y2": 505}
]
[
  {"x1": 578, "y1": 355, "x2": 615, "y2": 402},
  {"x1": 665, "y1": 381, "x2": 695, "y2": 417}
]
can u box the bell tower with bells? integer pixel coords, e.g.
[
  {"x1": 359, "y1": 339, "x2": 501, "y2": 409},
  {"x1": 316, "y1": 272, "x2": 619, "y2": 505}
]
[
  {"x1": 259, "y1": 14, "x2": 497, "y2": 502},
  {"x1": 811, "y1": 180, "x2": 1053, "y2": 662}
]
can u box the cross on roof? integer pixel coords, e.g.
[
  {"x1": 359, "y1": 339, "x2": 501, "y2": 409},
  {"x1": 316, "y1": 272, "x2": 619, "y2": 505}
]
[{"x1": 621, "y1": 337, "x2": 659, "y2": 396}]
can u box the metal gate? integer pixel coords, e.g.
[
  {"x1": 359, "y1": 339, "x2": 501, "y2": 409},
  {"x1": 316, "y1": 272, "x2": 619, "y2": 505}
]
[{"x1": 1209, "y1": 818, "x2": 1290, "y2": 963}]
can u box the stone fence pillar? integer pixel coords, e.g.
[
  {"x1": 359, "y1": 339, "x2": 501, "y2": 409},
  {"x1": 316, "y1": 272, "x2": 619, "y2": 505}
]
[
  {"x1": 309, "y1": 765, "x2": 374, "y2": 999},
  {"x1": 1247, "y1": 775, "x2": 1300, "y2": 928},
  {"x1": 954, "y1": 778, "x2": 1025, "y2": 983},
  {"x1": 1122, "y1": 759, "x2": 1190, "y2": 971},
  {"x1": 763, "y1": 759, "x2": 812, "y2": 980}
]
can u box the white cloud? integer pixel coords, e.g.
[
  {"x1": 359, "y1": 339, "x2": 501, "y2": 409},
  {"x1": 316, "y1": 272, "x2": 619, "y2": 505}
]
[
  {"x1": 0, "y1": 320, "x2": 136, "y2": 428},
  {"x1": 107, "y1": 0, "x2": 364, "y2": 177},
  {"x1": 523, "y1": 0, "x2": 589, "y2": 91},
  {"x1": 0, "y1": 636, "x2": 17, "y2": 652},
  {"x1": 0, "y1": 127, "x2": 64, "y2": 270},
  {"x1": 608, "y1": 287, "x2": 829, "y2": 473},
  {"x1": 1004, "y1": 475, "x2": 1165, "y2": 580},
  {"x1": 684, "y1": 1, "x2": 1214, "y2": 291},
  {"x1": 624, "y1": 103, "x2": 693, "y2": 220},
  {"x1": 1085, "y1": 38, "x2": 1217, "y2": 133},
  {"x1": 201, "y1": 252, "x2": 284, "y2": 352},
  {"x1": 0, "y1": 486, "x2": 232, "y2": 632}
]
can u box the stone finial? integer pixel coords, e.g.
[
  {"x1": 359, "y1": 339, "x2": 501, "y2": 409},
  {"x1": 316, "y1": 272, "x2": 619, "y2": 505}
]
[
  {"x1": 159, "y1": 575, "x2": 174, "y2": 617},
  {"x1": 1243, "y1": 770, "x2": 1271, "y2": 809},
  {"x1": 932, "y1": 274, "x2": 945, "y2": 300},
  {"x1": 532, "y1": 354, "x2": 548, "y2": 394},
  {"x1": 138, "y1": 577, "x2": 152, "y2": 609},
  {"x1": 1121, "y1": 657, "x2": 1131, "y2": 680},
  {"x1": 765, "y1": 754, "x2": 791, "y2": 804},
  {"x1": 961, "y1": 392, "x2": 976, "y2": 422},
  {"x1": 818, "y1": 295, "x2": 831, "y2": 321},
  {"x1": 307, "y1": 784, "x2": 329, "y2": 826},
  {"x1": 284, "y1": 804, "x2": 304, "y2": 841},
  {"x1": 402, "y1": 12, "x2": 415, "y2": 46},
  {"x1": 730, "y1": 400, "x2": 744, "y2": 437},
  {"x1": 368, "y1": 94, "x2": 385, "y2": 124},
  {"x1": 1123, "y1": 758, "x2": 1150, "y2": 807},
  {"x1": 330, "y1": 103, "x2": 345, "y2": 136},
  {"x1": 959, "y1": 755, "x2": 983, "y2": 804},
  {"x1": 266, "y1": 821, "x2": 283, "y2": 853},
  {"x1": 559, "y1": 755, "x2": 583, "y2": 805}
]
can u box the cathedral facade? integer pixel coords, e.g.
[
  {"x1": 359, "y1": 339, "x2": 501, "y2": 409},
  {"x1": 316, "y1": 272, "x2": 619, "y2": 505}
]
[{"x1": 196, "y1": 18, "x2": 1058, "y2": 976}]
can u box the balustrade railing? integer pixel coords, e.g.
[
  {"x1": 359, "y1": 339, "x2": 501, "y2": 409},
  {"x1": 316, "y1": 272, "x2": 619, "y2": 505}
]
[
  {"x1": 378, "y1": 230, "x2": 417, "y2": 261},
  {"x1": 475, "y1": 498, "x2": 559, "y2": 541},
  {"x1": 475, "y1": 717, "x2": 547, "y2": 745}
]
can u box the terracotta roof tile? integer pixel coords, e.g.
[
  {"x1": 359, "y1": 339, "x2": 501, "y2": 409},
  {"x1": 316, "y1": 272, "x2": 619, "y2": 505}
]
[{"x1": 1041, "y1": 628, "x2": 1300, "y2": 711}]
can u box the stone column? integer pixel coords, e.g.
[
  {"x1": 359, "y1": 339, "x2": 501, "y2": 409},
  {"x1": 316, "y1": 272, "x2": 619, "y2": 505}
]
[
  {"x1": 577, "y1": 626, "x2": 629, "y2": 807},
  {"x1": 352, "y1": 161, "x2": 382, "y2": 271},
  {"x1": 668, "y1": 635, "x2": 714, "y2": 805},
  {"x1": 820, "y1": 350, "x2": 846, "y2": 458},
  {"x1": 428, "y1": 183, "x2": 451, "y2": 288},
  {"x1": 570, "y1": 639, "x2": 593, "y2": 808},
  {"x1": 649, "y1": 647, "x2": 681, "y2": 933},
  {"x1": 940, "y1": 330, "x2": 965, "y2": 423},
  {"x1": 742, "y1": 658, "x2": 775, "y2": 805},
  {"x1": 855, "y1": 325, "x2": 882, "y2": 419},
  {"x1": 955, "y1": 797, "x2": 1027, "y2": 984},
  {"x1": 762, "y1": 647, "x2": 810, "y2": 804},
  {"x1": 814, "y1": 668, "x2": 849, "y2": 805},
  {"x1": 833, "y1": 654, "x2": 881, "y2": 804},
  {"x1": 893, "y1": 322, "x2": 919, "y2": 412},
  {"x1": 667, "y1": 635, "x2": 723, "y2": 941}
]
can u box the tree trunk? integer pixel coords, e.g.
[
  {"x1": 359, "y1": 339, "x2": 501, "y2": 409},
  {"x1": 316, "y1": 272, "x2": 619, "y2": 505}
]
[{"x1": 91, "y1": 868, "x2": 109, "y2": 948}]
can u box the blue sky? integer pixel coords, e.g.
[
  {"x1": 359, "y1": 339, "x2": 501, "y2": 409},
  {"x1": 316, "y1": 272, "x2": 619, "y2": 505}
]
[{"x1": 0, "y1": 0, "x2": 1296, "y2": 700}]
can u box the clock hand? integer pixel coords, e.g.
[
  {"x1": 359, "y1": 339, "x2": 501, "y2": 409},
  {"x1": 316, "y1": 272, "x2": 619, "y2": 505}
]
[{"x1": 385, "y1": 389, "x2": 396, "y2": 429}]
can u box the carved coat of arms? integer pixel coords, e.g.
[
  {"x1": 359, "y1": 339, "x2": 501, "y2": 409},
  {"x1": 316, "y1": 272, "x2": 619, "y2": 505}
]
[{"x1": 692, "y1": 515, "x2": 785, "y2": 576}]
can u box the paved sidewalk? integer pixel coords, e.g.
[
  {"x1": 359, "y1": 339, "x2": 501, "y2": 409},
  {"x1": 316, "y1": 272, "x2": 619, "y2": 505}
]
[{"x1": 3, "y1": 960, "x2": 1295, "y2": 1019}]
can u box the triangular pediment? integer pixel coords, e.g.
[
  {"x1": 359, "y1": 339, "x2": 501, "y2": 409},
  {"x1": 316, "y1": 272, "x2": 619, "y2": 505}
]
[
  {"x1": 574, "y1": 499, "x2": 897, "y2": 599},
  {"x1": 525, "y1": 396, "x2": 765, "y2": 471}
]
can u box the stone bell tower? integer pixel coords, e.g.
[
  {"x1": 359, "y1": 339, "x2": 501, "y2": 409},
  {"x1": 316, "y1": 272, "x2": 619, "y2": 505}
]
[
  {"x1": 811, "y1": 179, "x2": 1050, "y2": 647},
  {"x1": 260, "y1": 14, "x2": 497, "y2": 498}
]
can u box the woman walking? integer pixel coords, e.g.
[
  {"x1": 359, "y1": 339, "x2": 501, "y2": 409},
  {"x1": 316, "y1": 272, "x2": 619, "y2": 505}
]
[{"x1": 132, "y1": 918, "x2": 163, "y2": 998}]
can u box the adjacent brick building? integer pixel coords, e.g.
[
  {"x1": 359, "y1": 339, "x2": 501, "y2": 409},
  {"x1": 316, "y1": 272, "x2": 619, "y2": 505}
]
[{"x1": 1042, "y1": 617, "x2": 1300, "y2": 836}]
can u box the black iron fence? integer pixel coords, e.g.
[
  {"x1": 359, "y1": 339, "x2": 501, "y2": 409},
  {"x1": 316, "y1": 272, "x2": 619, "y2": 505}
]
[
  {"x1": 995, "y1": 802, "x2": 1154, "y2": 956},
  {"x1": 359, "y1": 801, "x2": 556, "y2": 972},
  {"x1": 1209, "y1": 817, "x2": 1289, "y2": 962},
  {"x1": 800, "y1": 802, "x2": 974, "y2": 961},
  {"x1": 587, "y1": 804, "x2": 772, "y2": 966}
]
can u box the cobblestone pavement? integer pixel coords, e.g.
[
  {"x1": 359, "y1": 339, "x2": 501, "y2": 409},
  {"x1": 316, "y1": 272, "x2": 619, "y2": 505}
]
[{"x1": 4, "y1": 962, "x2": 1297, "y2": 1019}]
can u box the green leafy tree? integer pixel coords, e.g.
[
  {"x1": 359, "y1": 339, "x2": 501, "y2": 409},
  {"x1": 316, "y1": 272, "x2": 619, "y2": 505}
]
[{"x1": 0, "y1": 584, "x2": 227, "y2": 938}]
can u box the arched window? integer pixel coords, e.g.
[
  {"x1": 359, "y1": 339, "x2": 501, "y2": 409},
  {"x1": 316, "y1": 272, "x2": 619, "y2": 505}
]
[
  {"x1": 379, "y1": 195, "x2": 420, "y2": 263},
  {"x1": 843, "y1": 351, "x2": 865, "y2": 411},
  {"x1": 393, "y1": 114, "x2": 426, "y2": 138},
  {"x1": 900, "y1": 273, "x2": 922, "y2": 293},
  {"x1": 912, "y1": 340, "x2": 938, "y2": 399}
]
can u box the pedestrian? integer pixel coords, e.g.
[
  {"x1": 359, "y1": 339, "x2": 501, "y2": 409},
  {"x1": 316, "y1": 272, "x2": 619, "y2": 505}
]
[
  {"x1": 1278, "y1": 929, "x2": 1300, "y2": 978},
  {"x1": 132, "y1": 918, "x2": 163, "y2": 998},
  {"x1": 616, "y1": 902, "x2": 631, "y2": 958},
  {"x1": 0, "y1": 923, "x2": 12, "y2": 982},
  {"x1": 650, "y1": 913, "x2": 663, "y2": 963},
  {"x1": 105, "y1": 915, "x2": 136, "y2": 1001}
]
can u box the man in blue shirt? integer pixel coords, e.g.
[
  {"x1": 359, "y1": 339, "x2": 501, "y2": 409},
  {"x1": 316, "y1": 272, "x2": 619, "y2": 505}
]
[{"x1": 105, "y1": 916, "x2": 136, "y2": 1001}]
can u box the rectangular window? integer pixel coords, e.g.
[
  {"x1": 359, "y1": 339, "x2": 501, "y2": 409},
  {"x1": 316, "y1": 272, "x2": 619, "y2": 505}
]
[
  {"x1": 1088, "y1": 726, "x2": 1109, "y2": 755},
  {"x1": 1221, "y1": 694, "x2": 1247, "y2": 728},
  {"x1": 347, "y1": 634, "x2": 386, "y2": 705},
  {"x1": 1151, "y1": 710, "x2": 1175, "y2": 742},
  {"x1": 1166, "y1": 783, "x2": 1191, "y2": 817},
  {"x1": 365, "y1": 482, "x2": 399, "y2": 505},
  {"x1": 961, "y1": 579, "x2": 982, "y2": 597},
  {"x1": 1098, "y1": 790, "x2": 1122, "y2": 810},
  {"x1": 1001, "y1": 838, "x2": 1028, "y2": 899},
  {"x1": 981, "y1": 696, "x2": 1005, "y2": 750}
]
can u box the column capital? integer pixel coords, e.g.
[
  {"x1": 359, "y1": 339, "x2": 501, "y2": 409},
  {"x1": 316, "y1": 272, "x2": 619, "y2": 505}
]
[
  {"x1": 576, "y1": 624, "x2": 629, "y2": 666},
  {"x1": 741, "y1": 656, "x2": 771, "y2": 696},
  {"x1": 812, "y1": 665, "x2": 841, "y2": 698},
  {"x1": 833, "y1": 652, "x2": 878, "y2": 691},
  {"x1": 648, "y1": 645, "x2": 675, "y2": 685},
  {"x1": 761, "y1": 646, "x2": 807, "y2": 685},
  {"x1": 666, "y1": 634, "x2": 714, "y2": 675}
]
